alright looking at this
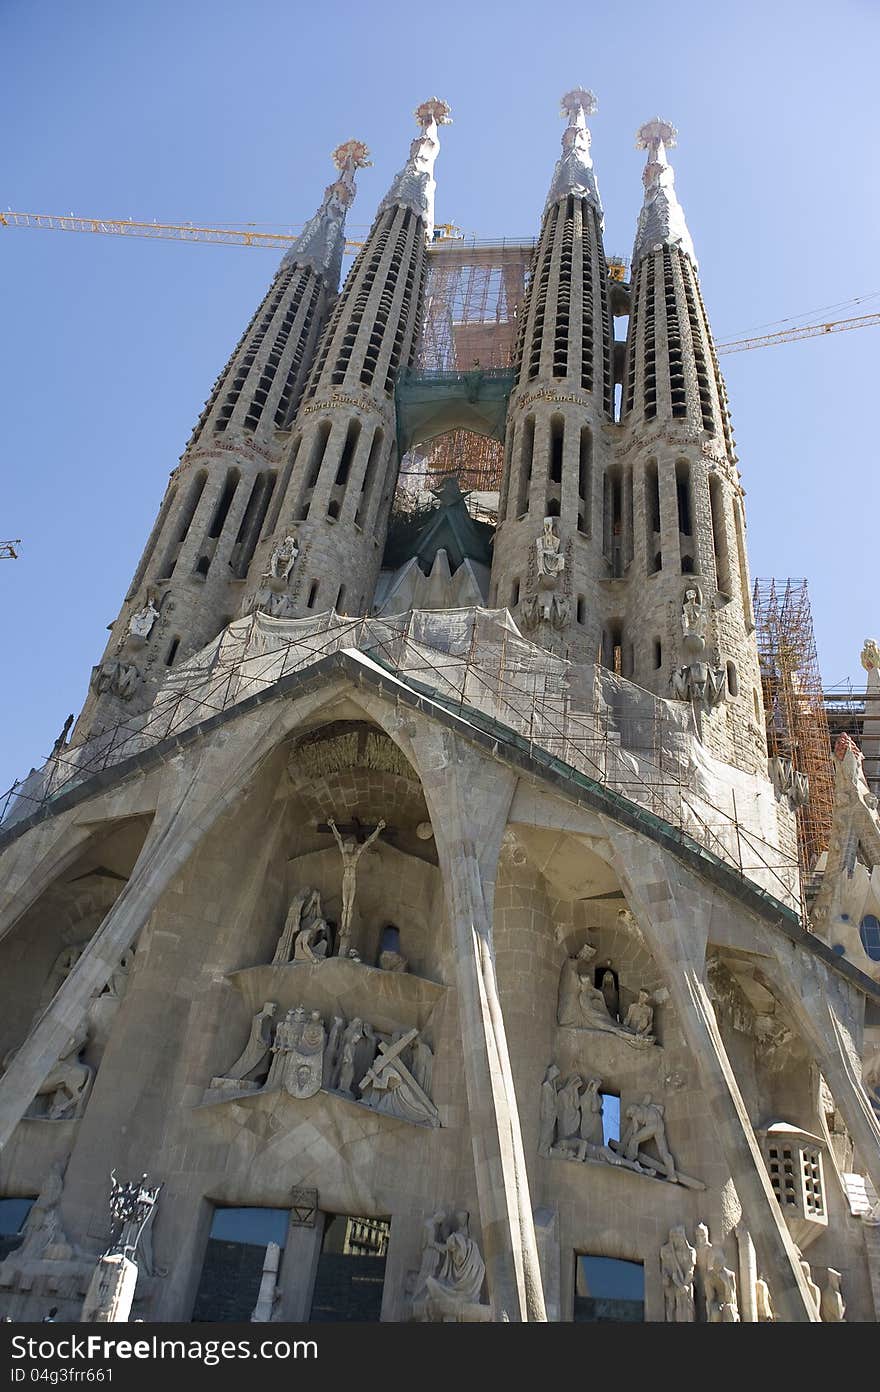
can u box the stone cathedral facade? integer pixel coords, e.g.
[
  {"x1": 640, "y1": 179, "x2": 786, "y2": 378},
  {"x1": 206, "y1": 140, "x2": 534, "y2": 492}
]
[{"x1": 1, "y1": 91, "x2": 879, "y2": 1325}]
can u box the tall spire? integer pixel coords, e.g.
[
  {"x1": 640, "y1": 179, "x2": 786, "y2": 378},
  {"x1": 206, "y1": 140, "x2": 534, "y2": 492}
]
[
  {"x1": 632, "y1": 118, "x2": 696, "y2": 266},
  {"x1": 544, "y1": 88, "x2": 603, "y2": 223},
  {"x1": 377, "y1": 97, "x2": 452, "y2": 242},
  {"x1": 281, "y1": 139, "x2": 371, "y2": 285}
]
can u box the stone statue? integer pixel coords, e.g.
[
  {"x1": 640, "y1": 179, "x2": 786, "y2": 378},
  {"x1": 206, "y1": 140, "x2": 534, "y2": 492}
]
[
  {"x1": 89, "y1": 658, "x2": 142, "y2": 701},
  {"x1": 538, "y1": 1063, "x2": 560, "y2": 1157},
  {"x1": 272, "y1": 888, "x2": 328, "y2": 966},
  {"x1": 26, "y1": 1021, "x2": 93, "y2": 1120},
  {"x1": 127, "y1": 597, "x2": 160, "y2": 642},
  {"x1": 820, "y1": 1268, "x2": 845, "y2": 1322},
  {"x1": 377, "y1": 924, "x2": 407, "y2": 972},
  {"x1": 12, "y1": 1161, "x2": 71, "y2": 1263},
  {"x1": 283, "y1": 1010, "x2": 325, "y2": 1099},
  {"x1": 600, "y1": 969, "x2": 619, "y2": 1020},
  {"x1": 50, "y1": 714, "x2": 74, "y2": 757},
  {"x1": 337, "y1": 1017, "x2": 368, "y2": 1097},
  {"x1": 265, "y1": 1005, "x2": 306, "y2": 1090},
  {"x1": 755, "y1": 1277, "x2": 774, "y2": 1322},
  {"x1": 557, "y1": 942, "x2": 597, "y2": 1025},
  {"x1": 323, "y1": 1015, "x2": 344, "y2": 1090},
  {"x1": 660, "y1": 1225, "x2": 696, "y2": 1321},
  {"x1": 378, "y1": 948, "x2": 408, "y2": 972},
  {"x1": 536, "y1": 517, "x2": 565, "y2": 579},
  {"x1": 800, "y1": 1259, "x2": 821, "y2": 1317},
  {"x1": 293, "y1": 918, "x2": 330, "y2": 964},
  {"x1": 555, "y1": 1075, "x2": 585, "y2": 1150},
  {"x1": 578, "y1": 1076, "x2": 604, "y2": 1147},
  {"x1": 617, "y1": 1095, "x2": 676, "y2": 1180},
  {"x1": 680, "y1": 585, "x2": 706, "y2": 652},
  {"x1": 671, "y1": 659, "x2": 727, "y2": 711},
  {"x1": 410, "y1": 1037, "x2": 433, "y2": 1096},
  {"x1": 327, "y1": 817, "x2": 386, "y2": 957},
  {"x1": 221, "y1": 1001, "x2": 277, "y2": 1082},
  {"x1": 412, "y1": 1211, "x2": 488, "y2": 1321},
  {"x1": 705, "y1": 1250, "x2": 739, "y2": 1322},
  {"x1": 359, "y1": 1030, "x2": 439, "y2": 1127},
  {"x1": 623, "y1": 990, "x2": 654, "y2": 1036},
  {"x1": 266, "y1": 535, "x2": 300, "y2": 584}
]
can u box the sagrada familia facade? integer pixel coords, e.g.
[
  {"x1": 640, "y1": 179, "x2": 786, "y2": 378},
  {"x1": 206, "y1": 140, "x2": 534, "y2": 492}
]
[{"x1": 0, "y1": 90, "x2": 878, "y2": 1324}]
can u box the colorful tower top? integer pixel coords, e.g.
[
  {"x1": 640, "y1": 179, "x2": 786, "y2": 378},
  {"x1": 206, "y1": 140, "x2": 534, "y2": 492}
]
[
  {"x1": 281, "y1": 138, "x2": 372, "y2": 284},
  {"x1": 544, "y1": 88, "x2": 603, "y2": 222},
  {"x1": 377, "y1": 97, "x2": 452, "y2": 242},
  {"x1": 632, "y1": 118, "x2": 695, "y2": 267}
]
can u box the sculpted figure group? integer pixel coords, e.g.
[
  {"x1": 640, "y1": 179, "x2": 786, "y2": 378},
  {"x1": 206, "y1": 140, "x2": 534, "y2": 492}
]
[
  {"x1": 557, "y1": 942, "x2": 655, "y2": 1047},
  {"x1": 539, "y1": 1065, "x2": 704, "y2": 1190},
  {"x1": 208, "y1": 997, "x2": 438, "y2": 1127}
]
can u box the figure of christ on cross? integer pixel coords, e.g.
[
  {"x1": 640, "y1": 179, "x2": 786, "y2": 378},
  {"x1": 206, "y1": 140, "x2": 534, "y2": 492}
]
[{"x1": 325, "y1": 817, "x2": 386, "y2": 957}]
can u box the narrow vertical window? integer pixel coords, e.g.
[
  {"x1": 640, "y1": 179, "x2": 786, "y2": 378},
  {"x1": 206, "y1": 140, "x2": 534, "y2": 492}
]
[
  {"x1": 355, "y1": 427, "x2": 385, "y2": 527},
  {"x1": 709, "y1": 474, "x2": 732, "y2": 595},
  {"x1": 516, "y1": 416, "x2": 535, "y2": 517},
  {"x1": 578, "y1": 425, "x2": 591, "y2": 535},
  {"x1": 645, "y1": 460, "x2": 661, "y2": 574}
]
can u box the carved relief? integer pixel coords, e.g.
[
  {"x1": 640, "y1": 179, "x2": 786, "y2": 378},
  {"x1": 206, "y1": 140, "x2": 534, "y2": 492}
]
[
  {"x1": 89, "y1": 658, "x2": 142, "y2": 701},
  {"x1": 539, "y1": 1065, "x2": 703, "y2": 1189},
  {"x1": 557, "y1": 943, "x2": 656, "y2": 1047},
  {"x1": 203, "y1": 998, "x2": 439, "y2": 1127},
  {"x1": 126, "y1": 596, "x2": 160, "y2": 645},
  {"x1": 768, "y1": 755, "x2": 809, "y2": 808}
]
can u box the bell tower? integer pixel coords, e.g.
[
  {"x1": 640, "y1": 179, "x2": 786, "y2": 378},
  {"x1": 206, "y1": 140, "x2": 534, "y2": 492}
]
[
  {"x1": 617, "y1": 119, "x2": 766, "y2": 771},
  {"x1": 74, "y1": 140, "x2": 369, "y2": 738},
  {"x1": 491, "y1": 90, "x2": 614, "y2": 660},
  {"x1": 244, "y1": 99, "x2": 453, "y2": 621}
]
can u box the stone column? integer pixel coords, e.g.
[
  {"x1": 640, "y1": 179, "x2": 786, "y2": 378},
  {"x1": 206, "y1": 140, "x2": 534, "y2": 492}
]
[
  {"x1": 275, "y1": 1214, "x2": 325, "y2": 1322},
  {"x1": 415, "y1": 733, "x2": 546, "y2": 1321},
  {"x1": 736, "y1": 1225, "x2": 758, "y2": 1322},
  {"x1": 605, "y1": 822, "x2": 819, "y2": 1321},
  {"x1": 80, "y1": 1254, "x2": 138, "y2": 1323}
]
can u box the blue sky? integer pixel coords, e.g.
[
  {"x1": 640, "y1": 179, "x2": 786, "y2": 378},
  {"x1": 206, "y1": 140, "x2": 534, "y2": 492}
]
[{"x1": 1, "y1": 0, "x2": 877, "y2": 795}]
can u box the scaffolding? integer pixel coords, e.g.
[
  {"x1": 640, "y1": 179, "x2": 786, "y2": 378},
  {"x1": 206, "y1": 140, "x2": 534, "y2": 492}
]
[
  {"x1": 398, "y1": 241, "x2": 536, "y2": 503},
  {"x1": 753, "y1": 578, "x2": 835, "y2": 876},
  {"x1": 1, "y1": 609, "x2": 800, "y2": 912}
]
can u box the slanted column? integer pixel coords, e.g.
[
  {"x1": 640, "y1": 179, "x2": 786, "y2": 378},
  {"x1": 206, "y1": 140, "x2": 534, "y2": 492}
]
[
  {"x1": 415, "y1": 733, "x2": 546, "y2": 1321},
  {"x1": 0, "y1": 698, "x2": 299, "y2": 1152},
  {"x1": 764, "y1": 935, "x2": 880, "y2": 1199},
  {"x1": 604, "y1": 822, "x2": 820, "y2": 1321}
]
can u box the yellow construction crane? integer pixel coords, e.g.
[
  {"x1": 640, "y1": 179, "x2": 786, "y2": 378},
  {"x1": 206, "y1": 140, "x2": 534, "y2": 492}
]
[
  {"x1": 0, "y1": 541, "x2": 20, "y2": 560},
  {"x1": 2, "y1": 209, "x2": 879, "y2": 354}
]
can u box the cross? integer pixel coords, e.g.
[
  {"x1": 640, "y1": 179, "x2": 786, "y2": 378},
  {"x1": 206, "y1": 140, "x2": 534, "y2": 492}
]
[
  {"x1": 316, "y1": 816, "x2": 395, "y2": 842},
  {"x1": 635, "y1": 118, "x2": 677, "y2": 155},
  {"x1": 560, "y1": 88, "x2": 598, "y2": 122}
]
